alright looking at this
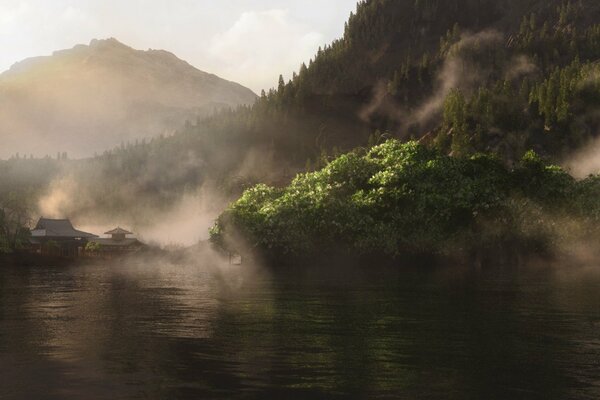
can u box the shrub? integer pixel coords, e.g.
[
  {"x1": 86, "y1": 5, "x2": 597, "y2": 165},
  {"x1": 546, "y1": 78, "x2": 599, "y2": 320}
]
[{"x1": 212, "y1": 140, "x2": 600, "y2": 261}]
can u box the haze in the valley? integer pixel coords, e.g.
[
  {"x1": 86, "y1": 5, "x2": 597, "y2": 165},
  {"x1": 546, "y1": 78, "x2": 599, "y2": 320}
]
[{"x1": 0, "y1": 38, "x2": 257, "y2": 159}]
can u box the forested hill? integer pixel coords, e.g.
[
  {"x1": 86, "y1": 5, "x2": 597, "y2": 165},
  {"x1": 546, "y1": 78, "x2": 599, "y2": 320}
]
[
  {"x1": 265, "y1": 0, "x2": 600, "y2": 161},
  {"x1": 298, "y1": 0, "x2": 600, "y2": 96},
  {"x1": 157, "y1": 0, "x2": 600, "y2": 177}
]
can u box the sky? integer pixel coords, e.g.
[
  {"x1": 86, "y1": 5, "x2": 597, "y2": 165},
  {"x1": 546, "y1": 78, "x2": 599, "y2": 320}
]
[{"x1": 0, "y1": 1, "x2": 358, "y2": 93}]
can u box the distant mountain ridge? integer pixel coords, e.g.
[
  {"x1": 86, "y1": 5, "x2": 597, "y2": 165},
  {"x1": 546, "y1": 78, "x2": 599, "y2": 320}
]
[{"x1": 0, "y1": 38, "x2": 257, "y2": 158}]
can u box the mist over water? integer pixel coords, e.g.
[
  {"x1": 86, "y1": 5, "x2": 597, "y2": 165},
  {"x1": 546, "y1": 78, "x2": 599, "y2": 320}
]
[
  {"x1": 1, "y1": 260, "x2": 600, "y2": 399},
  {"x1": 35, "y1": 175, "x2": 228, "y2": 247}
]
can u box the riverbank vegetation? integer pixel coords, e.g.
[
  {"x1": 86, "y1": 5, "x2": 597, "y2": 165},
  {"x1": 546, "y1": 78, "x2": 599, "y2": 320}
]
[
  {"x1": 211, "y1": 140, "x2": 600, "y2": 262},
  {"x1": 0, "y1": 191, "x2": 33, "y2": 254}
]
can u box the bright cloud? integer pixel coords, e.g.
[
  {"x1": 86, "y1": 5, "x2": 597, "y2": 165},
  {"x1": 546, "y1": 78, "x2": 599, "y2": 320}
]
[
  {"x1": 0, "y1": 2, "x2": 29, "y2": 34},
  {"x1": 208, "y1": 9, "x2": 324, "y2": 91}
]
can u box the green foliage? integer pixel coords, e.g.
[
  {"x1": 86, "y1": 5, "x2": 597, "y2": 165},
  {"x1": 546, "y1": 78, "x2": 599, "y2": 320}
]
[
  {"x1": 0, "y1": 190, "x2": 33, "y2": 254},
  {"x1": 443, "y1": 89, "x2": 471, "y2": 156},
  {"x1": 213, "y1": 139, "x2": 600, "y2": 260},
  {"x1": 85, "y1": 241, "x2": 101, "y2": 253},
  {"x1": 529, "y1": 59, "x2": 586, "y2": 126}
]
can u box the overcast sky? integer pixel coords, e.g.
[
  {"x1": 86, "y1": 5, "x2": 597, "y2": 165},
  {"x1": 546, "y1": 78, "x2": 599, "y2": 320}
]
[{"x1": 0, "y1": 1, "x2": 358, "y2": 93}]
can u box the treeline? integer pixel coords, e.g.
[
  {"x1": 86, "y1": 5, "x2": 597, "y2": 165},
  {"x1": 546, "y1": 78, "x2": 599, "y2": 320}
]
[
  {"x1": 435, "y1": 2, "x2": 600, "y2": 160},
  {"x1": 0, "y1": 190, "x2": 33, "y2": 253},
  {"x1": 438, "y1": 60, "x2": 600, "y2": 158}
]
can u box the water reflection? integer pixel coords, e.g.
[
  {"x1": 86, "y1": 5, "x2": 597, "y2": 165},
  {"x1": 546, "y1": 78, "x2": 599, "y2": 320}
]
[{"x1": 1, "y1": 261, "x2": 600, "y2": 399}]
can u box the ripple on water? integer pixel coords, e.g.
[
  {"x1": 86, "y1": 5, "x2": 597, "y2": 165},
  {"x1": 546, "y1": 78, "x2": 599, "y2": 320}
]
[{"x1": 0, "y1": 264, "x2": 600, "y2": 399}]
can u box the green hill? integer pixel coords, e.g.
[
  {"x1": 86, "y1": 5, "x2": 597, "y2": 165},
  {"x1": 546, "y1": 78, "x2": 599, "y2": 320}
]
[{"x1": 152, "y1": 0, "x2": 600, "y2": 177}]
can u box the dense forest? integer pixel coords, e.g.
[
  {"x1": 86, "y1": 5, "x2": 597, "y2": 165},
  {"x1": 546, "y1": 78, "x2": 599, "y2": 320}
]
[{"x1": 2, "y1": 0, "x2": 600, "y2": 255}]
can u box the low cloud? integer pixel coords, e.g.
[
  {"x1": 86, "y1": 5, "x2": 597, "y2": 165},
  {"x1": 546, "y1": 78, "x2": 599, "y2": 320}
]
[
  {"x1": 360, "y1": 30, "x2": 503, "y2": 131},
  {"x1": 505, "y1": 54, "x2": 537, "y2": 81},
  {"x1": 136, "y1": 186, "x2": 227, "y2": 247},
  {"x1": 411, "y1": 30, "x2": 504, "y2": 129},
  {"x1": 360, "y1": 29, "x2": 528, "y2": 135},
  {"x1": 38, "y1": 178, "x2": 228, "y2": 248},
  {"x1": 564, "y1": 134, "x2": 600, "y2": 178}
]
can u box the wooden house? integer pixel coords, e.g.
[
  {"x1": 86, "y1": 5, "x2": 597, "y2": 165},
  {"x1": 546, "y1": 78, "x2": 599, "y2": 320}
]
[
  {"x1": 87, "y1": 227, "x2": 146, "y2": 256},
  {"x1": 30, "y1": 218, "x2": 98, "y2": 257}
]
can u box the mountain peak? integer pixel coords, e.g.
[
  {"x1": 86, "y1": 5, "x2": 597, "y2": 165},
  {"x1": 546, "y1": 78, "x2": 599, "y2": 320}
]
[
  {"x1": 89, "y1": 37, "x2": 126, "y2": 48},
  {"x1": 0, "y1": 39, "x2": 257, "y2": 158}
]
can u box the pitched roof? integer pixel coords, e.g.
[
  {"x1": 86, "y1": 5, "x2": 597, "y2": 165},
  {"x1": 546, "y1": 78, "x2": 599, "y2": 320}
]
[
  {"x1": 104, "y1": 227, "x2": 133, "y2": 235},
  {"x1": 31, "y1": 218, "x2": 98, "y2": 239}
]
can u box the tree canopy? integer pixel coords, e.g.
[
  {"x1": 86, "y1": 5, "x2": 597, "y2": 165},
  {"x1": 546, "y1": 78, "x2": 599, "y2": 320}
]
[{"x1": 212, "y1": 140, "x2": 600, "y2": 261}]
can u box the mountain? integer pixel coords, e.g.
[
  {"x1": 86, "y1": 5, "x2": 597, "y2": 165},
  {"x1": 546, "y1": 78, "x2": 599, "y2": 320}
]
[{"x1": 0, "y1": 38, "x2": 257, "y2": 158}]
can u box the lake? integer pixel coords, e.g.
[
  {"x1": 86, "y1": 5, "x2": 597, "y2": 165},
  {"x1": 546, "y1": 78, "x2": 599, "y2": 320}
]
[{"x1": 1, "y1": 260, "x2": 599, "y2": 399}]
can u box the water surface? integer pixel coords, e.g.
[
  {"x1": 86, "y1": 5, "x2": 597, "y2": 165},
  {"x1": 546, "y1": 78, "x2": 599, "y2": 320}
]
[{"x1": 1, "y1": 261, "x2": 599, "y2": 399}]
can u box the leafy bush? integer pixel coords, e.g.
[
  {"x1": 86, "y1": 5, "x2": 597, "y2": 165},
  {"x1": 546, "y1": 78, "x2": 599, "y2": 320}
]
[
  {"x1": 212, "y1": 140, "x2": 600, "y2": 261},
  {"x1": 85, "y1": 241, "x2": 101, "y2": 254}
]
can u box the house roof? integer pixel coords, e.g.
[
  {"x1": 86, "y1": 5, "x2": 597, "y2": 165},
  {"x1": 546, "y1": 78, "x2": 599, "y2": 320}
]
[
  {"x1": 104, "y1": 227, "x2": 133, "y2": 235},
  {"x1": 31, "y1": 218, "x2": 98, "y2": 239}
]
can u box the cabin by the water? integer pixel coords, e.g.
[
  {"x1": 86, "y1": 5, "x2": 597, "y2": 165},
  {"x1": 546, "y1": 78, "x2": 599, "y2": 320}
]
[
  {"x1": 29, "y1": 218, "x2": 145, "y2": 258},
  {"x1": 30, "y1": 218, "x2": 97, "y2": 257},
  {"x1": 87, "y1": 227, "x2": 146, "y2": 256}
]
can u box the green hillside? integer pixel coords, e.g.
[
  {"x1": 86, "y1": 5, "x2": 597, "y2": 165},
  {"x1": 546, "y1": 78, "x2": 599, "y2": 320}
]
[{"x1": 147, "y1": 0, "x2": 600, "y2": 180}]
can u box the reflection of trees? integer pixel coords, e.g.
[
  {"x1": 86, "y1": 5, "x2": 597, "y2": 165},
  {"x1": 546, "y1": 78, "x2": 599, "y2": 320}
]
[
  {"x1": 1, "y1": 265, "x2": 598, "y2": 398},
  {"x1": 0, "y1": 263, "x2": 225, "y2": 398},
  {"x1": 0, "y1": 267, "x2": 128, "y2": 399},
  {"x1": 186, "y1": 268, "x2": 579, "y2": 398},
  {"x1": 192, "y1": 268, "x2": 415, "y2": 397}
]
